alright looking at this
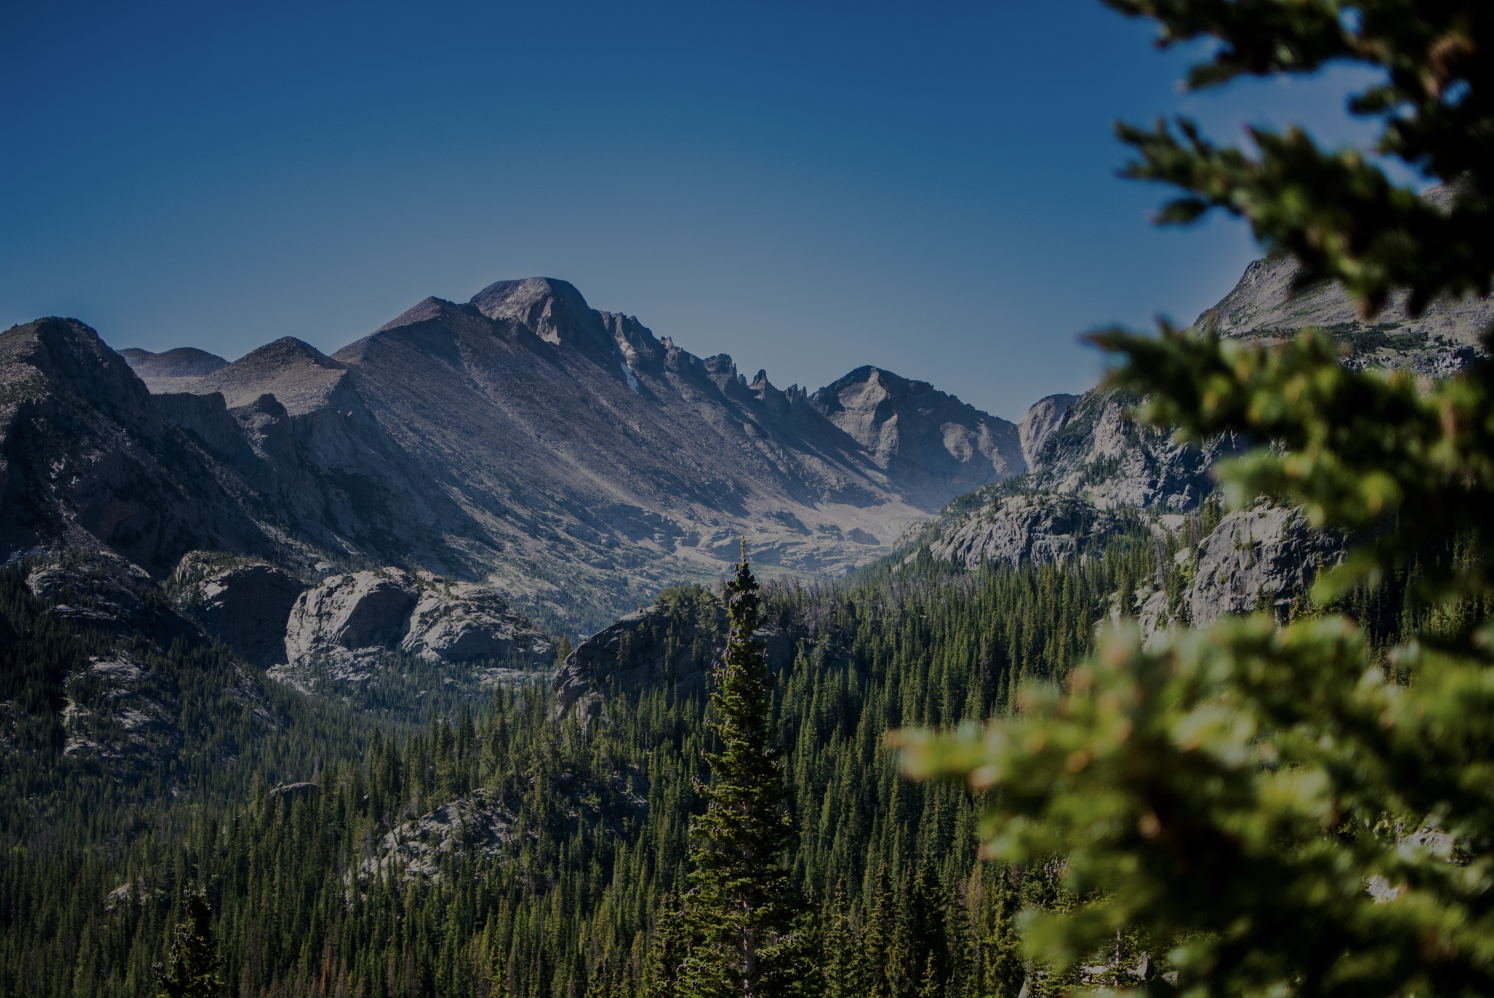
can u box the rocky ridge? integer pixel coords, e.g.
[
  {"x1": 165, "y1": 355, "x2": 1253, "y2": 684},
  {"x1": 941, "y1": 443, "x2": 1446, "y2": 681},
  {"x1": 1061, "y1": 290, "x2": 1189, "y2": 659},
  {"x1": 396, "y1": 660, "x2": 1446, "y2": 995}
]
[
  {"x1": 1177, "y1": 505, "x2": 1345, "y2": 629},
  {"x1": 897, "y1": 241, "x2": 1487, "y2": 616},
  {"x1": 1196, "y1": 184, "x2": 1489, "y2": 377}
]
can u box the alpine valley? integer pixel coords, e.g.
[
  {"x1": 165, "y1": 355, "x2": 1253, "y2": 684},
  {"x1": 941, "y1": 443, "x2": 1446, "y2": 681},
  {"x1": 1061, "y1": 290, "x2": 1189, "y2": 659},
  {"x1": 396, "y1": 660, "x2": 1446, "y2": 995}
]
[{"x1": 0, "y1": 258, "x2": 1485, "y2": 998}]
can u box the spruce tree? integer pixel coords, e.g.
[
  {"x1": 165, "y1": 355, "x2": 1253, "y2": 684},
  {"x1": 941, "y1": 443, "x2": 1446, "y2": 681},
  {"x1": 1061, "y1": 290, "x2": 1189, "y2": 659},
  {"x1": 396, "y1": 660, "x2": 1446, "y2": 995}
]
[
  {"x1": 863, "y1": 864, "x2": 894, "y2": 998},
  {"x1": 678, "y1": 548, "x2": 808, "y2": 997},
  {"x1": 644, "y1": 894, "x2": 688, "y2": 998},
  {"x1": 153, "y1": 890, "x2": 220, "y2": 998}
]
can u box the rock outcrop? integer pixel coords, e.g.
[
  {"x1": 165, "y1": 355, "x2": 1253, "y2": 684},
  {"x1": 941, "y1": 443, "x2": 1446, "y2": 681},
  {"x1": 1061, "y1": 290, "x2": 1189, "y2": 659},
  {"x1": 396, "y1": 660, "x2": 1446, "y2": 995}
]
[
  {"x1": 27, "y1": 553, "x2": 201, "y2": 648},
  {"x1": 1018, "y1": 393, "x2": 1079, "y2": 469},
  {"x1": 550, "y1": 589, "x2": 795, "y2": 718},
  {"x1": 402, "y1": 578, "x2": 551, "y2": 664},
  {"x1": 1021, "y1": 390, "x2": 1243, "y2": 512},
  {"x1": 282, "y1": 568, "x2": 551, "y2": 677},
  {"x1": 1181, "y1": 505, "x2": 1344, "y2": 628},
  {"x1": 283, "y1": 569, "x2": 421, "y2": 675},
  {"x1": 365, "y1": 774, "x2": 647, "y2": 879},
  {"x1": 174, "y1": 555, "x2": 307, "y2": 667},
  {"x1": 925, "y1": 493, "x2": 1122, "y2": 570}
]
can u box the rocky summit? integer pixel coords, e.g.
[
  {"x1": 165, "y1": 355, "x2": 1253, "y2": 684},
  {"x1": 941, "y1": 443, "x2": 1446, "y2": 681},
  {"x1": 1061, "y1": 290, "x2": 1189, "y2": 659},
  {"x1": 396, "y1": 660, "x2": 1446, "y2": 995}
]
[{"x1": 0, "y1": 278, "x2": 1026, "y2": 631}]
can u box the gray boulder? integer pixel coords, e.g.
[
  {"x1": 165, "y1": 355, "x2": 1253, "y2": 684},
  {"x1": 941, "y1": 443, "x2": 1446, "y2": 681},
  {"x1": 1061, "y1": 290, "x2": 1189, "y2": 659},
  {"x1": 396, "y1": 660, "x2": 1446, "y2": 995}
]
[
  {"x1": 926, "y1": 493, "x2": 1119, "y2": 570},
  {"x1": 282, "y1": 568, "x2": 552, "y2": 676},
  {"x1": 269, "y1": 781, "x2": 319, "y2": 801}
]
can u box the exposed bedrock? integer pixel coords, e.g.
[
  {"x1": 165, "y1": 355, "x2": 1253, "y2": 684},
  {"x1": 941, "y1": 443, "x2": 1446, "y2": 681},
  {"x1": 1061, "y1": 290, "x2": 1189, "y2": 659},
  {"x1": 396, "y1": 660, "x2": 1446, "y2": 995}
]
[
  {"x1": 1182, "y1": 505, "x2": 1345, "y2": 628},
  {"x1": 283, "y1": 569, "x2": 551, "y2": 671}
]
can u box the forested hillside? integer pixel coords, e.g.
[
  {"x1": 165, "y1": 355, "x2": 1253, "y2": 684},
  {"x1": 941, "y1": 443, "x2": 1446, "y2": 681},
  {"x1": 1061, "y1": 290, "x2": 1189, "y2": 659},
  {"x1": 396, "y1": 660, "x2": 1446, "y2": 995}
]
[{"x1": 0, "y1": 503, "x2": 1426, "y2": 998}]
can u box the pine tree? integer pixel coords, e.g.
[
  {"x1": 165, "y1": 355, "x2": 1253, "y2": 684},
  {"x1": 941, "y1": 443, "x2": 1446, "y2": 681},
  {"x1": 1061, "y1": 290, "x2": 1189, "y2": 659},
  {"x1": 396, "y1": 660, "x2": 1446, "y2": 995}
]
[
  {"x1": 678, "y1": 548, "x2": 809, "y2": 997},
  {"x1": 823, "y1": 878, "x2": 863, "y2": 998},
  {"x1": 153, "y1": 890, "x2": 220, "y2": 998},
  {"x1": 917, "y1": 953, "x2": 940, "y2": 998}
]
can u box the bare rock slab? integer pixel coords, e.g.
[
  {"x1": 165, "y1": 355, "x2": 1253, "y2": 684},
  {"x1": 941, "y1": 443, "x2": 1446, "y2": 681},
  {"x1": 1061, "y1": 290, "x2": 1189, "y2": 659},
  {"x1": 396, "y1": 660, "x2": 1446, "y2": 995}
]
[{"x1": 283, "y1": 568, "x2": 552, "y2": 674}]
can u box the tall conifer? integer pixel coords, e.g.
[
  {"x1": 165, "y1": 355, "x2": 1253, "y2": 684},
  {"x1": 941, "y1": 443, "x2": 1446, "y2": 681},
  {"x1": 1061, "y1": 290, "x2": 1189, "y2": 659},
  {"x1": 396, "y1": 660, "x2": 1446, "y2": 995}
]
[
  {"x1": 678, "y1": 548, "x2": 808, "y2": 997},
  {"x1": 153, "y1": 890, "x2": 220, "y2": 998}
]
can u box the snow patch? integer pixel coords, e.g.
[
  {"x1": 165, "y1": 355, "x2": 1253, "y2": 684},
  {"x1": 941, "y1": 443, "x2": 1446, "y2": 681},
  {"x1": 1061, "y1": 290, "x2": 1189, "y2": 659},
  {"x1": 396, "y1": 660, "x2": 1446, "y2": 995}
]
[{"x1": 618, "y1": 358, "x2": 641, "y2": 394}]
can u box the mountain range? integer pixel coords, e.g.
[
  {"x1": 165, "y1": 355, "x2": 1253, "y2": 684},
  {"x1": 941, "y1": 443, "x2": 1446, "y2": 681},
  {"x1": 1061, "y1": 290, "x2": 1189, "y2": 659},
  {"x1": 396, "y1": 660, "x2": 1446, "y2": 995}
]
[{"x1": 2, "y1": 277, "x2": 1032, "y2": 632}]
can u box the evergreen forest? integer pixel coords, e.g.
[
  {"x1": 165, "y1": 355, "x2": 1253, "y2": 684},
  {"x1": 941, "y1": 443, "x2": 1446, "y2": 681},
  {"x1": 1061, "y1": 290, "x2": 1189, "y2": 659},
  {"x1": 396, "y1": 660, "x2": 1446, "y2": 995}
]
[{"x1": 0, "y1": 499, "x2": 1431, "y2": 998}]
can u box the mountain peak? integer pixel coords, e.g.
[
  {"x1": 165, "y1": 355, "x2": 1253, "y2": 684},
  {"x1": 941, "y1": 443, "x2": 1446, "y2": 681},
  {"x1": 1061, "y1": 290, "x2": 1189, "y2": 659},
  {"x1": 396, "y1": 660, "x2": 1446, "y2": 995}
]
[
  {"x1": 1, "y1": 317, "x2": 150, "y2": 414},
  {"x1": 377, "y1": 296, "x2": 476, "y2": 332},
  {"x1": 810, "y1": 364, "x2": 1025, "y2": 498},
  {"x1": 469, "y1": 277, "x2": 627, "y2": 369},
  {"x1": 234, "y1": 337, "x2": 339, "y2": 368},
  {"x1": 470, "y1": 278, "x2": 589, "y2": 327},
  {"x1": 192, "y1": 337, "x2": 346, "y2": 413}
]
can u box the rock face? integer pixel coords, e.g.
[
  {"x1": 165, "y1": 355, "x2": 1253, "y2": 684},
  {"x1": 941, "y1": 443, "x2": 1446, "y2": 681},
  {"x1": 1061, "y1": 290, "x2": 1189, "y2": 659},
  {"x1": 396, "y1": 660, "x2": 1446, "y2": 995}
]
[
  {"x1": 402, "y1": 579, "x2": 551, "y2": 663},
  {"x1": 550, "y1": 589, "x2": 795, "y2": 718},
  {"x1": 1196, "y1": 186, "x2": 1490, "y2": 375},
  {"x1": 1182, "y1": 506, "x2": 1344, "y2": 628},
  {"x1": 175, "y1": 556, "x2": 307, "y2": 667},
  {"x1": 284, "y1": 570, "x2": 420, "y2": 672},
  {"x1": 0, "y1": 319, "x2": 279, "y2": 576},
  {"x1": 1018, "y1": 393, "x2": 1079, "y2": 469},
  {"x1": 926, "y1": 494, "x2": 1120, "y2": 570},
  {"x1": 907, "y1": 385, "x2": 1241, "y2": 573},
  {"x1": 1022, "y1": 390, "x2": 1243, "y2": 512},
  {"x1": 283, "y1": 568, "x2": 551, "y2": 675}
]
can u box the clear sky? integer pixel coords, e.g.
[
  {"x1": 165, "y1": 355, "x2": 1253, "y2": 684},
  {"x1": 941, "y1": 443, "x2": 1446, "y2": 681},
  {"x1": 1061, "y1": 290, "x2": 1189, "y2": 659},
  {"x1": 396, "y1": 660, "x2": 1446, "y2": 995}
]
[{"x1": 1, "y1": 1, "x2": 1414, "y2": 421}]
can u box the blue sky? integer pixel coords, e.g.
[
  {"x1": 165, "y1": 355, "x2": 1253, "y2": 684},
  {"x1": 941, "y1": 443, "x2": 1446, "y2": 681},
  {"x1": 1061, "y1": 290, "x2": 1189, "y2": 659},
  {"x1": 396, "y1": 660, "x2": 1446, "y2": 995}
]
[{"x1": 1, "y1": 1, "x2": 1412, "y2": 420}]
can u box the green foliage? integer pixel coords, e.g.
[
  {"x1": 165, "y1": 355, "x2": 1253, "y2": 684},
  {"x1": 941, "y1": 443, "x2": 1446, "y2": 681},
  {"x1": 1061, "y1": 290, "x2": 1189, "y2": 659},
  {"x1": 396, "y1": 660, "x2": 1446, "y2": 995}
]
[
  {"x1": 1107, "y1": 0, "x2": 1494, "y2": 316},
  {"x1": 677, "y1": 555, "x2": 809, "y2": 997},
  {"x1": 0, "y1": 539, "x2": 1145, "y2": 998},
  {"x1": 900, "y1": 5, "x2": 1494, "y2": 998},
  {"x1": 154, "y1": 891, "x2": 219, "y2": 998}
]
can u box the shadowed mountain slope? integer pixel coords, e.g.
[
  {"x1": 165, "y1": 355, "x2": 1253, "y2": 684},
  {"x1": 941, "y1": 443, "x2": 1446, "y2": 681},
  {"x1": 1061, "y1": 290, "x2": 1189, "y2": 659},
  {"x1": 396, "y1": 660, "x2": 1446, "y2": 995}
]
[{"x1": 0, "y1": 319, "x2": 277, "y2": 575}]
